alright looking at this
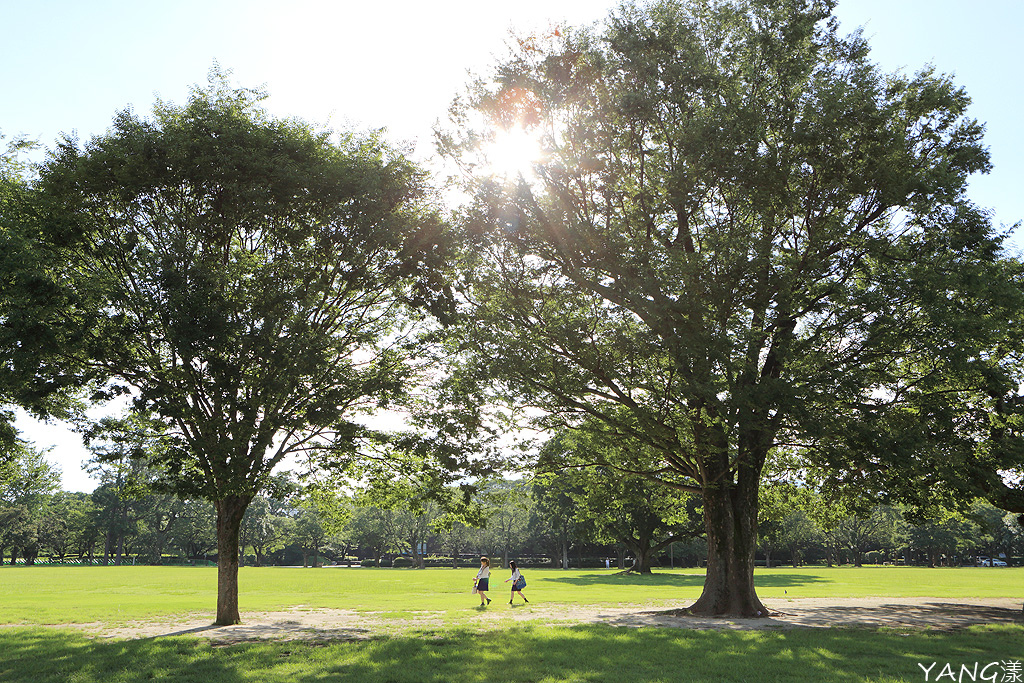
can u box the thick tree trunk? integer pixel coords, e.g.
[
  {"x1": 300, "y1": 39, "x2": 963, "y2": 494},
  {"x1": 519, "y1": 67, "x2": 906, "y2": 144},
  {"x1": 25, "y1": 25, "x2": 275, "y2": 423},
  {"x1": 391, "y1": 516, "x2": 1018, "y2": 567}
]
[
  {"x1": 215, "y1": 495, "x2": 250, "y2": 626},
  {"x1": 631, "y1": 549, "x2": 654, "y2": 574},
  {"x1": 688, "y1": 480, "x2": 767, "y2": 617}
]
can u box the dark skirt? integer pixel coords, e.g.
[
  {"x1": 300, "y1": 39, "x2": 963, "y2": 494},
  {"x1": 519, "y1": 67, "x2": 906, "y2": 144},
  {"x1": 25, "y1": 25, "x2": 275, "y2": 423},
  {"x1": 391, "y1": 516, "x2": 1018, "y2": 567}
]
[{"x1": 477, "y1": 578, "x2": 489, "y2": 592}]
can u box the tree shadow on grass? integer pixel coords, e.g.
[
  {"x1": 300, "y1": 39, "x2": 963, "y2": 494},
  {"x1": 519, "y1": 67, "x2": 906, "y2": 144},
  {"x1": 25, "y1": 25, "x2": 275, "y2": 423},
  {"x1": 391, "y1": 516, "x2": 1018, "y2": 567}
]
[
  {"x1": 539, "y1": 572, "x2": 829, "y2": 589},
  {"x1": 3, "y1": 622, "x2": 1022, "y2": 683},
  {"x1": 0, "y1": 628, "x2": 249, "y2": 683},
  {"x1": 283, "y1": 623, "x2": 1024, "y2": 683},
  {"x1": 754, "y1": 573, "x2": 831, "y2": 588}
]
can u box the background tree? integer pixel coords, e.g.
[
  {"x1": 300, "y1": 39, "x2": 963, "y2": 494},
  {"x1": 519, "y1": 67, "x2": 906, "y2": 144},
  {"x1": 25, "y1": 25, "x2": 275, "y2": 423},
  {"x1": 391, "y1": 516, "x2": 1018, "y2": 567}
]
[
  {"x1": 292, "y1": 505, "x2": 329, "y2": 568},
  {"x1": 758, "y1": 483, "x2": 823, "y2": 568},
  {"x1": 537, "y1": 429, "x2": 702, "y2": 573},
  {"x1": 85, "y1": 427, "x2": 157, "y2": 565},
  {"x1": 834, "y1": 506, "x2": 902, "y2": 567},
  {"x1": 240, "y1": 481, "x2": 296, "y2": 567},
  {"x1": 32, "y1": 73, "x2": 450, "y2": 624},
  {"x1": 433, "y1": 511, "x2": 474, "y2": 568},
  {"x1": 37, "y1": 491, "x2": 94, "y2": 562},
  {"x1": 531, "y1": 467, "x2": 583, "y2": 570},
  {"x1": 165, "y1": 499, "x2": 217, "y2": 563},
  {"x1": 291, "y1": 488, "x2": 351, "y2": 567},
  {"x1": 241, "y1": 497, "x2": 292, "y2": 567},
  {"x1": 439, "y1": 0, "x2": 1015, "y2": 614},
  {"x1": 135, "y1": 490, "x2": 185, "y2": 565},
  {"x1": 346, "y1": 505, "x2": 397, "y2": 567},
  {"x1": 904, "y1": 508, "x2": 978, "y2": 567},
  {"x1": 967, "y1": 501, "x2": 1024, "y2": 561},
  {"x1": 0, "y1": 442, "x2": 59, "y2": 564},
  {"x1": 476, "y1": 479, "x2": 533, "y2": 569}
]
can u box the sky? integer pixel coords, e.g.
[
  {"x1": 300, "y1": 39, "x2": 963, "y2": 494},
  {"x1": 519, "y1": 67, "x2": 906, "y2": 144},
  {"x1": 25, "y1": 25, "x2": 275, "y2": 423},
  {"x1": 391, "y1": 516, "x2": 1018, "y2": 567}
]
[{"x1": 4, "y1": 0, "x2": 1022, "y2": 492}]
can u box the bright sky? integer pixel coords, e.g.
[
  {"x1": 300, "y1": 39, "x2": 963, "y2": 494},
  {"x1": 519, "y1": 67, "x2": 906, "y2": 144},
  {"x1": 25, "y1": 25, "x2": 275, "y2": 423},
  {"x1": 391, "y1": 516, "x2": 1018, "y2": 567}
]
[{"x1": 4, "y1": 0, "x2": 1022, "y2": 492}]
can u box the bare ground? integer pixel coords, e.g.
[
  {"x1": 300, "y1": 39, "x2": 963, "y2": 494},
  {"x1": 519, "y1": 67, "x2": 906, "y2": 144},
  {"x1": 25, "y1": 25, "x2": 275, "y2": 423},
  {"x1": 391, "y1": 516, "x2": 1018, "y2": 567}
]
[{"x1": 70, "y1": 597, "x2": 1024, "y2": 645}]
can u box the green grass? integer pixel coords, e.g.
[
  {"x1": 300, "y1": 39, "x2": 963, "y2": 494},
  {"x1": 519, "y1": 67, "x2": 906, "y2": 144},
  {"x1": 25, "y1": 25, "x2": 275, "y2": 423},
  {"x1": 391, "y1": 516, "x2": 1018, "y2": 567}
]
[
  {"x1": 0, "y1": 565, "x2": 1021, "y2": 625},
  {"x1": 0, "y1": 566, "x2": 1021, "y2": 682},
  {"x1": 1, "y1": 624, "x2": 1021, "y2": 682}
]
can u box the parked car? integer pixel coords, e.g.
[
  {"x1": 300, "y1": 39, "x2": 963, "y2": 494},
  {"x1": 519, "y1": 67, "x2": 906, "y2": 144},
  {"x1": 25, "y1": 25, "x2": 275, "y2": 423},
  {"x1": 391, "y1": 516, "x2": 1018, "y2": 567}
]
[
  {"x1": 977, "y1": 557, "x2": 991, "y2": 566},
  {"x1": 991, "y1": 558, "x2": 1007, "y2": 567}
]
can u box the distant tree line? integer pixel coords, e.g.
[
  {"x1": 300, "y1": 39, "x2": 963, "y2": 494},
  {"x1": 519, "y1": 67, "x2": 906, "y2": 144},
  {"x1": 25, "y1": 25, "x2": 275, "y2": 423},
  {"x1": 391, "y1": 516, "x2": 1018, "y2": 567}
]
[{"x1": 3, "y1": 442, "x2": 1020, "y2": 569}]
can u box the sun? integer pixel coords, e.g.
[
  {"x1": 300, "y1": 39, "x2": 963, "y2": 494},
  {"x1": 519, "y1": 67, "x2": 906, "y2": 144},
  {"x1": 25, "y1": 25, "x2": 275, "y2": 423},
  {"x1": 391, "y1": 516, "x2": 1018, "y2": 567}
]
[{"x1": 482, "y1": 126, "x2": 545, "y2": 179}]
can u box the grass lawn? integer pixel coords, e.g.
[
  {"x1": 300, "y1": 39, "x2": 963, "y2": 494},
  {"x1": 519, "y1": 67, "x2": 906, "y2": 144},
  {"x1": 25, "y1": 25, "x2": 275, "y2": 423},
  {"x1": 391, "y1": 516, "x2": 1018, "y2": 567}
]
[
  {"x1": 1, "y1": 624, "x2": 1021, "y2": 682},
  {"x1": 0, "y1": 566, "x2": 1020, "y2": 682},
  {"x1": 0, "y1": 565, "x2": 1021, "y2": 625}
]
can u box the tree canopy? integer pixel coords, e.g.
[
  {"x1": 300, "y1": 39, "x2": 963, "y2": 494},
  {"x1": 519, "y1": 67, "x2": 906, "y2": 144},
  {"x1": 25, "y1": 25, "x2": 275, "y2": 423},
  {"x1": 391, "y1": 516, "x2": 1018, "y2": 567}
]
[
  {"x1": 29, "y1": 73, "x2": 452, "y2": 624},
  {"x1": 439, "y1": 0, "x2": 1023, "y2": 615},
  {"x1": 1, "y1": 133, "x2": 101, "y2": 459}
]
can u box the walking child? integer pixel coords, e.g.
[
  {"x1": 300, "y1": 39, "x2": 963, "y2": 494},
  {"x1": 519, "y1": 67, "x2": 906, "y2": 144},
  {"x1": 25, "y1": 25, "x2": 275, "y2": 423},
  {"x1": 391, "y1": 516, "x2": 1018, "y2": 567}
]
[
  {"x1": 474, "y1": 556, "x2": 491, "y2": 606},
  {"x1": 504, "y1": 560, "x2": 528, "y2": 605}
]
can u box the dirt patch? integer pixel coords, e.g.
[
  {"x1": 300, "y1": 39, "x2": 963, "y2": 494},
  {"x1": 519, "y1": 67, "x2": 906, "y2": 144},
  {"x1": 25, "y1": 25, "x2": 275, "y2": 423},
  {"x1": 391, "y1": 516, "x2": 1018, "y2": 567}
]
[{"x1": 74, "y1": 597, "x2": 1024, "y2": 644}]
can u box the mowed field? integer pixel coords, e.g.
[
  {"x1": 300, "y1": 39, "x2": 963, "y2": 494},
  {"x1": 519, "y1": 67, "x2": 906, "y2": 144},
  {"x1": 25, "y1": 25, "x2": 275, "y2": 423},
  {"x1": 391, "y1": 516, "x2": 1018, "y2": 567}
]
[
  {"x1": 0, "y1": 565, "x2": 1021, "y2": 624},
  {"x1": 0, "y1": 566, "x2": 1021, "y2": 682}
]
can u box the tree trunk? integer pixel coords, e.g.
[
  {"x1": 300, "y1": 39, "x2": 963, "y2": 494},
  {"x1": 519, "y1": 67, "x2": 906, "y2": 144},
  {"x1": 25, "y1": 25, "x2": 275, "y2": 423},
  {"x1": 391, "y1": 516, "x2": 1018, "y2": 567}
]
[
  {"x1": 411, "y1": 535, "x2": 425, "y2": 569},
  {"x1": 561, "y1": 540, "x2": 569, "y2": 570},
  {"x1": 215, "y1": 495, "x2": 249, "y2": 626},
  {"x1": 688, "y1": 480, "x2": 766, "y2": 617},
  {"x1": 630, "y1": 545, "x2": 654, "y2": 574}
]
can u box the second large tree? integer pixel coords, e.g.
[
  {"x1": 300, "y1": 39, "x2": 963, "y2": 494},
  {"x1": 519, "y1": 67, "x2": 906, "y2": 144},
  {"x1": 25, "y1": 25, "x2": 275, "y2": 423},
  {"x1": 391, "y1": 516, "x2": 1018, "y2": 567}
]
[{"x1": 442, "y1": 0, "x2": 1017, "y2": 615}]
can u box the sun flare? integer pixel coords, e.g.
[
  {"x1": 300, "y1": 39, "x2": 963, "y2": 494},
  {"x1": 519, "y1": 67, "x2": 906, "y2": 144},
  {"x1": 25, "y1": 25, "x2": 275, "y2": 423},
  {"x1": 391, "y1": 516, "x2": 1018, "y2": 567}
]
[{"x1": 482, "y1": 126, "x2": 544, "y2": 178}]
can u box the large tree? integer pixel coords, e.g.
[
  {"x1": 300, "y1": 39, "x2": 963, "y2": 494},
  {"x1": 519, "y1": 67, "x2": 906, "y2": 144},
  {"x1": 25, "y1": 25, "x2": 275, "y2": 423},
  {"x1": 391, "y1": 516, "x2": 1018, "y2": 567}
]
[
  {"x1": 440, "y1": 0, "x2": 1019, "y2": 615},
  {"x1": 32, "y1": 75, "x2": 451, "y2": 623}
]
